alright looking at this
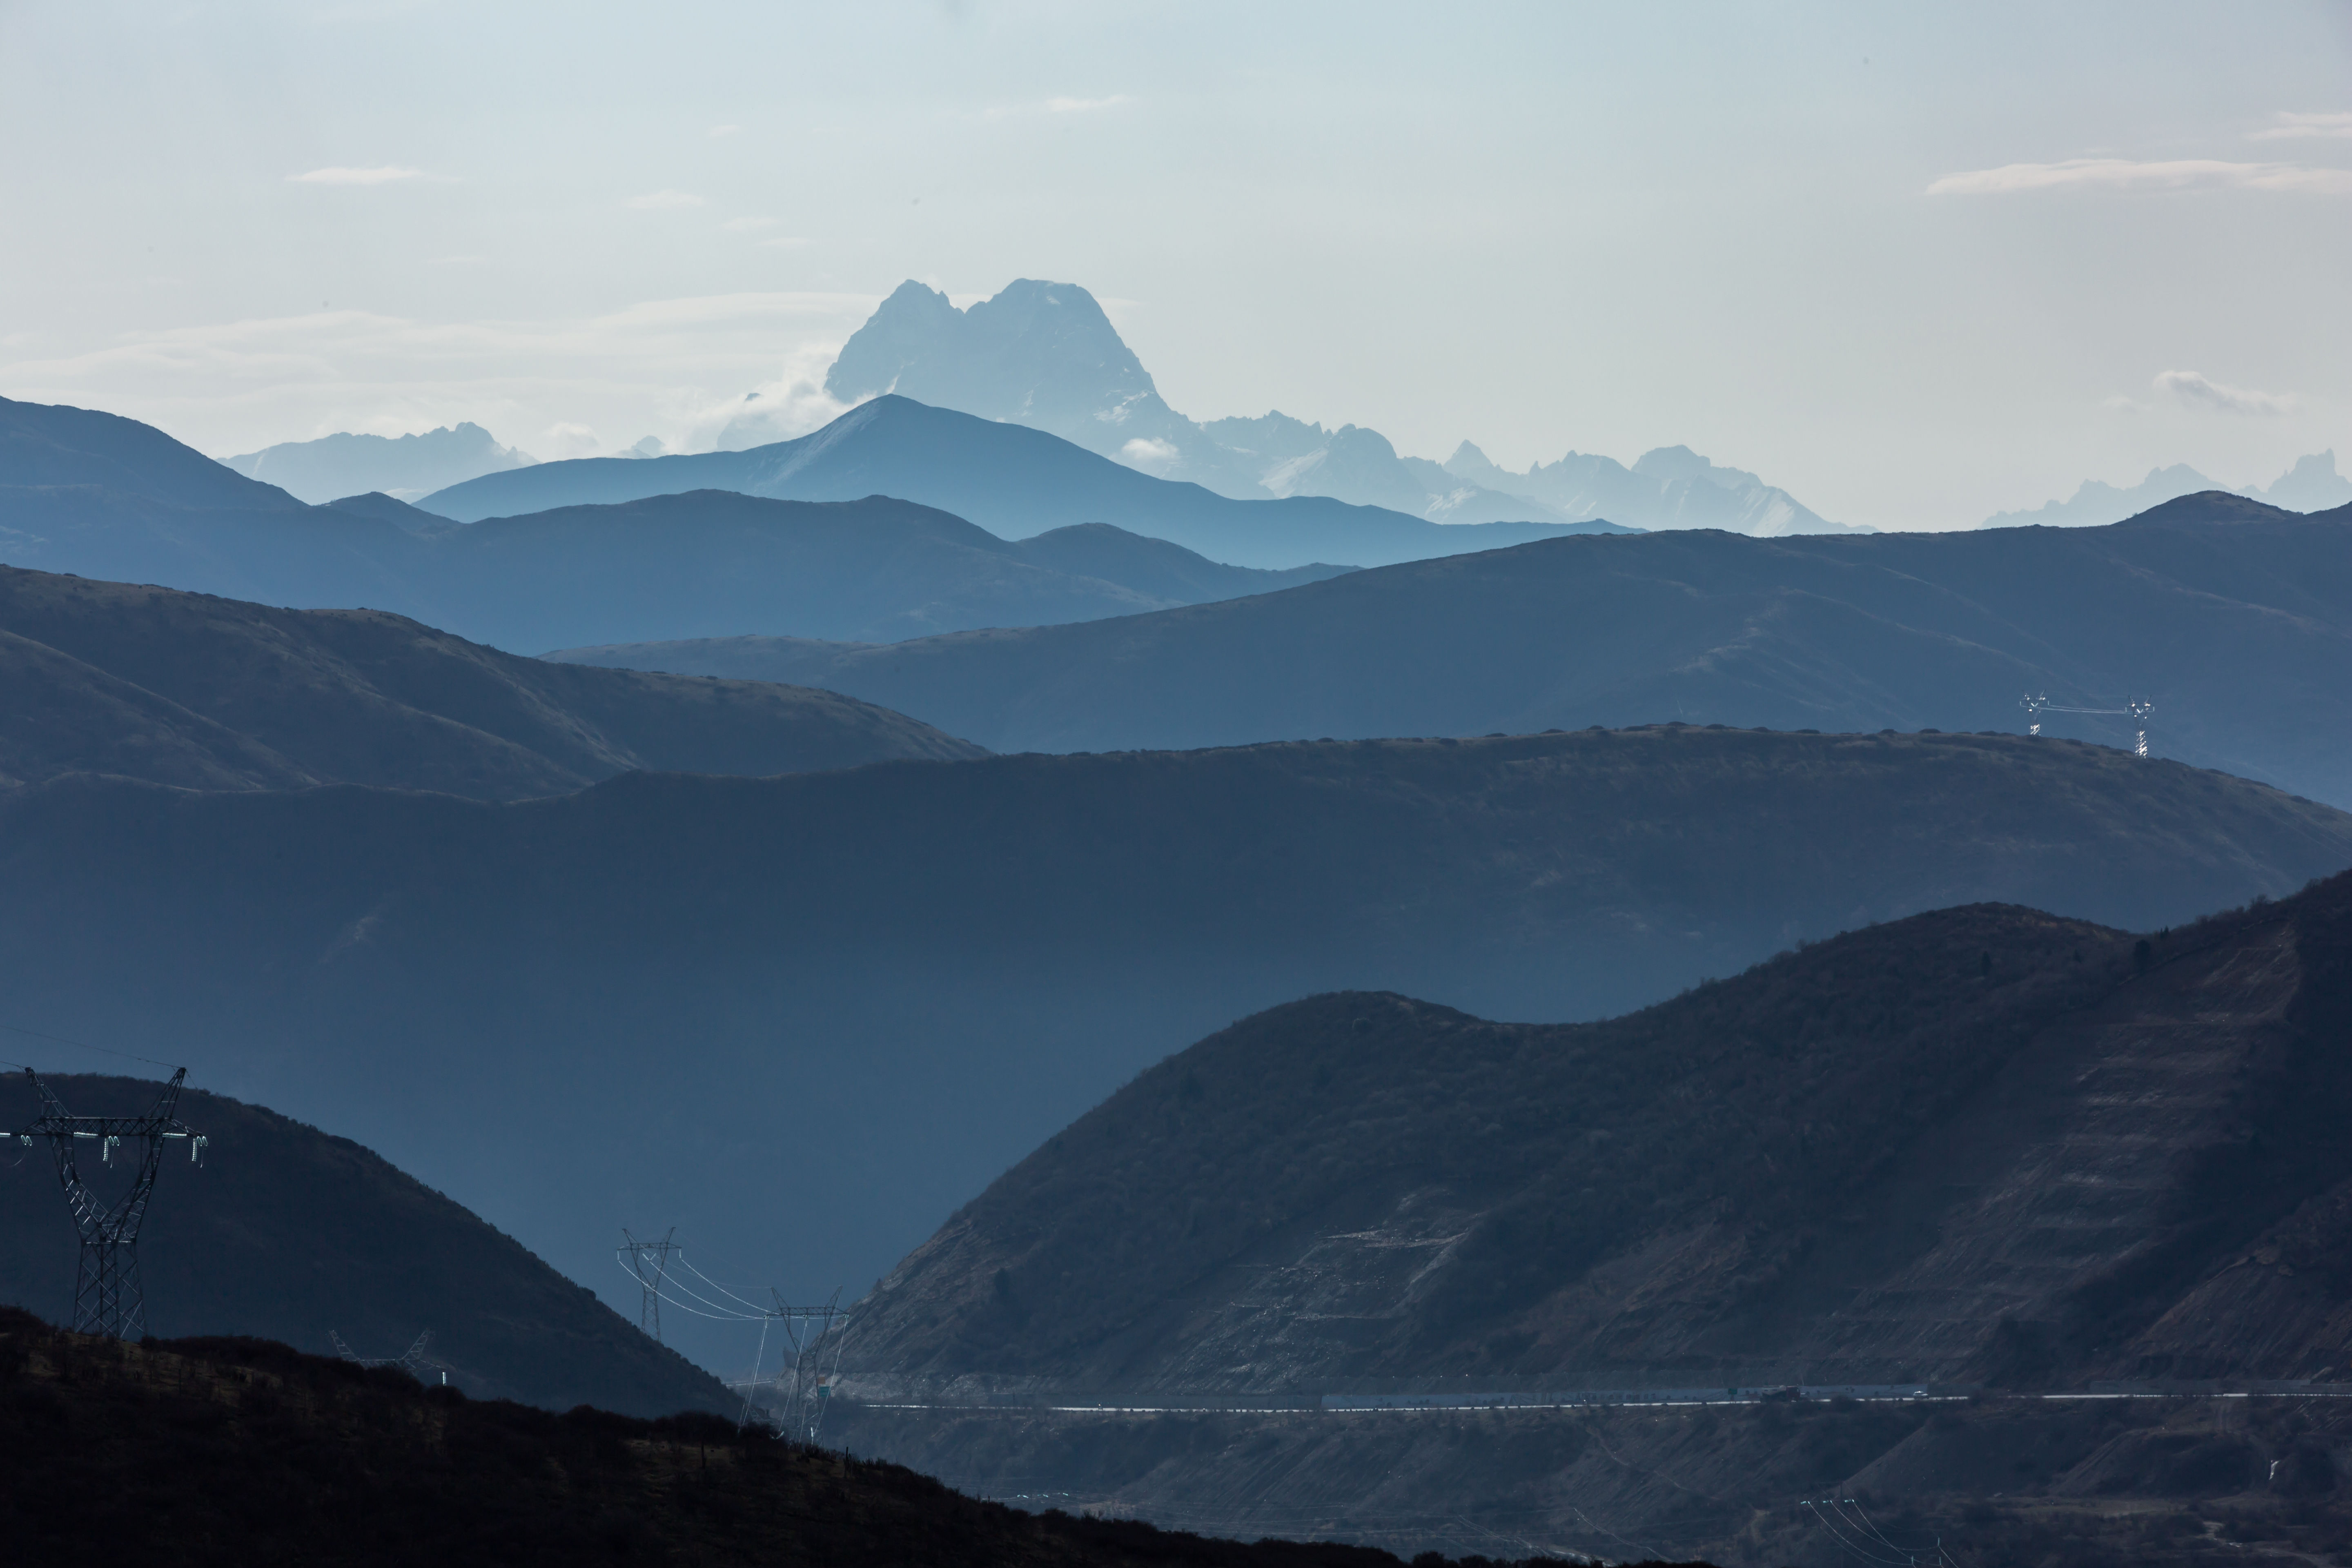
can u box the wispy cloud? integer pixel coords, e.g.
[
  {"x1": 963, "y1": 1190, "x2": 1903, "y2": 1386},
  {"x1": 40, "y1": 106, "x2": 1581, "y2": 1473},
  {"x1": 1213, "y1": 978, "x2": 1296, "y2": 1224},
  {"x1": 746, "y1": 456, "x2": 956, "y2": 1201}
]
[
  {"x1": 627, "y1": 190, "x2": 706, "y2": 210},
  {"x1": 1927, "y1": 157, "x2": 2352, "y2": 196},
  {"x1": 0, "y1": 292, "x2": 882, "y2": 457},
  {"x1": 290, "y1": 166, "x2": 423, "y2": 185},
  {"x1": 707, "y1": 124, "x2": 744, "y2": 138},
  {"x1": 757, "y1": 236, "x2": 811, "y2": 250},
  {"x1": 2249, "y1": 111, "x2": 2352, "y2": 141},
  {"x1": 2154, "y1": 369, "x2": 2295, "y2": 416},
  {"x1": 723, "y1": 216, "x2": 781, "y2": 232},
  {"x1": 978, "y1": 94, "x2": 1131, "y2": 122}
]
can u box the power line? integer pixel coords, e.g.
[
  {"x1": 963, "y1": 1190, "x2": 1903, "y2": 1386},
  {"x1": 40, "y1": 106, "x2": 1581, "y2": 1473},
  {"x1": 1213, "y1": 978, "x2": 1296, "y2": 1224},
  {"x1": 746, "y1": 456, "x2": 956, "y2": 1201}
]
[
  {"x1": 2020, "y1": 691, "x2": 2155, "y2": 757},
  {"x1": 0, "y1": 1019, "x2": 185, "y2": 1074}
]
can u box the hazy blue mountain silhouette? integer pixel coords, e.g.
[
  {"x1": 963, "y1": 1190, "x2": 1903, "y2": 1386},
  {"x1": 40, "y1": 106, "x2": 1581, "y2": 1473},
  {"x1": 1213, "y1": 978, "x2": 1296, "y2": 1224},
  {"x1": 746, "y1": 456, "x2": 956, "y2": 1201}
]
[
  {"x1": 1445, "y1": 438, "x2": 1860, "y2": 535},
  {"x1": 809, "y1": 278, "x2": 1836, "y2": 531},
  {"x1": 555, "y1": 492, "x2": 2352, "y2": 808},
  {"x1": 813, "y1": 279, "x2": 1265, "y2": 498},
  {"x1": 0, "y1": 731, "x2": 2343, "y2": 1373},
  {"x1": 2, "y1": 396, "x2": 306, "y2": 512},
  {"x1": 815, "y1": 280, "x2": 1632, "y2": 526},
  {"x1": 401, "y1": 492, "x2": 1356, "y2": 648},
  {"x1": 1980, "y1": 450, "x2": 2352, "y2": 529},
  {"x1": 421, "y1": 396, "x2": 1634, "y2": 570},
  {"x1": 223, "y1": 422, "x2": 537, "y2": 505},
  {"x1": 317, "y1": 490, "x2": 461, "y2": 534},
  {"x1": 0, "y1": 1074, "x2": 729, "y2": 1416},
  {"x1": 0, "y1": 563, "x2": 981, "y2": 797},
  {"x1": 0, "y1": 397, "x2": 1359, "y2": 647}
]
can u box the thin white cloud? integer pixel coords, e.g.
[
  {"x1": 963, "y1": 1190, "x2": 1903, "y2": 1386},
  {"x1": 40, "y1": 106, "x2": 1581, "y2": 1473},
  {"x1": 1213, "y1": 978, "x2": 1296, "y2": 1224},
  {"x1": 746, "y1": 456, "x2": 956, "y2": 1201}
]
[
  {"x1": 290, "y1": 166, "x2": 423, "y2": 185},
  {"x1": 1927, "y1": 157, "x2": 2352, "y2": 196},
  {"x1": 757, "y1": 236, "x2": 811, "y2": 250},
  {"x1": 2249, "y1": 111, "x2": 2352, "y2": 141},
  {"x1": 978, "y1": 94, "x2": 1131, "y2": 122},
  {"x1": 707, "y1": 124, "x2": 744, "y2": 138},
  {"x1": 627, "y1": 190, "x2": 706, "y2": 210},
  {"x1": 0, "y1": 292, "x2": 883, "y2": 458},
  {"x1": 2154, "y1": 369, "x2": 2295, "y2": 416},
  {"x1": 687, "y1": 340, "x2": 859, "y2": 452},
  {"x1": 722, "y1": 216, "x2": 782, "y2": 232},
  {"x1": 541, "y1": 421, "x2": 603, "y2": 459},
  {"x1": 1120, "y1": 436, "x2": 1179, "y2": 476}
]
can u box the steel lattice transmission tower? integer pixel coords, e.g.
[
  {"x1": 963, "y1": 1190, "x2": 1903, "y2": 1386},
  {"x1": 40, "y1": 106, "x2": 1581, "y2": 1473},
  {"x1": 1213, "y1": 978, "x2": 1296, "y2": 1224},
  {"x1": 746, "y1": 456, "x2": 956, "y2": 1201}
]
[
  {"x1": 13, "y1": 1067, "x2": 206, "y2": 1339},
  {"x1": 333, "y1": 1329, "x2": 445, "y2": 1383},
  {"x1": 733, "y1": 1290, "x2": 854, "y2": 1442},
  {"x1": 2020, "y1": 692, "x2": 2156, "y2": 756},
  {"x1": 618, "y1": 1227, "x2": 681, "y2": 1343}
]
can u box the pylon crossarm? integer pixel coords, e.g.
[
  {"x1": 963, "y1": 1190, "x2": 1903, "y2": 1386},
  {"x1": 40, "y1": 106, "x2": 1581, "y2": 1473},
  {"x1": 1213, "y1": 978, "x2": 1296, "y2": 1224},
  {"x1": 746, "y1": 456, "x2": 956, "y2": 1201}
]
[{"x1": 15, "y1": 1067, "x2": 201, "y2": 1341}]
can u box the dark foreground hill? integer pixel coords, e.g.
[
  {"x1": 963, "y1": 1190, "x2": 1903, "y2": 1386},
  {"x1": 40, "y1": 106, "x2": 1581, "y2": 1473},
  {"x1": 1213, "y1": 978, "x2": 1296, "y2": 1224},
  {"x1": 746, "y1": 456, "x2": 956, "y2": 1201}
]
[
  {"x1": 420, "y1": 395, "x2": 1631, "y2": 569},
  {"x1": 0, "y1": 564, "x2": 981, "y2": 797},
  {"x1": 0, "y1": 1313, "x2": 1604, "y2": 1568},
  {"x1": 553, "y1": 492, "x2": 2352, "y2": 808},
  {"x1": 0, "y1": 1075, "x2": 726, "y2": 1417},
  {"x1": 0, "y1": 728, "x2": 2343, "y2": 1373},
  {"x1": 825, "y1": 870, "x2": 2352, "y2": 1564}
]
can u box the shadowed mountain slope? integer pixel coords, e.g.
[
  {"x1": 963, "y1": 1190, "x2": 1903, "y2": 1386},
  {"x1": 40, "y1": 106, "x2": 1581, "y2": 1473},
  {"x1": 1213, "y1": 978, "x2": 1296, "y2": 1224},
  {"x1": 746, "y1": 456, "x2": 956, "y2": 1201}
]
[
  {"x1": 0, "y1": 564, "x2": 981, "y2": 797},
  {"x1": 0, "y1": 1311, "x2": 1586, "y2": 1568},
  {"x1": 552, "y1": 492, "x2": 2352, "y2": 808},
  {"x1": 844, "y1": 869, "x2": 2352, "y2": 1392},
  {"x1": 826, "y1": 871, "x2": 2352, "y2": 1565},
  {"x1": 421, "y1": 396, "x2": 1632, "y2": 570},
  {"x1": 0, "y1": 729, "x2": 2343, "y2": 1374},
  {"x1": 0, "y1": 1075, "x2": 726, "y2": 1417}
]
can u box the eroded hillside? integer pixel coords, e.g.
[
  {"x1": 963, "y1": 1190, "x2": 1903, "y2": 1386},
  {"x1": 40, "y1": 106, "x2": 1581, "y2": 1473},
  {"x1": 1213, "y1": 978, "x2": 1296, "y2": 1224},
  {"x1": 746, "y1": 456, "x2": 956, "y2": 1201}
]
[{"x1": 844, "y1": 866, "x2": 2352, "y2": 1394}]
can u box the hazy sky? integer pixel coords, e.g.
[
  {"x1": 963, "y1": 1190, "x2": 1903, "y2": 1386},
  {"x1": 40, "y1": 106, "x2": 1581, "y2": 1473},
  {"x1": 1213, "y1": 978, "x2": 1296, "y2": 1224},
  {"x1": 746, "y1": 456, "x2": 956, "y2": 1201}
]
[{"x1": 2, "y1": 0, "x2": 2347, "y2": 527}]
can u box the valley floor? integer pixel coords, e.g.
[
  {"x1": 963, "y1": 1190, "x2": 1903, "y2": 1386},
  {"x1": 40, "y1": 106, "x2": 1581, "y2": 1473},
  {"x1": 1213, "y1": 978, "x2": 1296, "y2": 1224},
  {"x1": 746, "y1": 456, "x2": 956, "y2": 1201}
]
[{"x1": 831, "y1": 1394, "x2": 2352, "y2": 1566}]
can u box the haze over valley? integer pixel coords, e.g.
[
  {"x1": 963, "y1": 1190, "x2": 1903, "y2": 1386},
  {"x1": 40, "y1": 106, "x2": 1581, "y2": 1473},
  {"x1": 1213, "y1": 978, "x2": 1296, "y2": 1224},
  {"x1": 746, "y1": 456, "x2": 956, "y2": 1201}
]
[{"x1": 5, "y1": 6, "x2": 2351, "y2": 1564}]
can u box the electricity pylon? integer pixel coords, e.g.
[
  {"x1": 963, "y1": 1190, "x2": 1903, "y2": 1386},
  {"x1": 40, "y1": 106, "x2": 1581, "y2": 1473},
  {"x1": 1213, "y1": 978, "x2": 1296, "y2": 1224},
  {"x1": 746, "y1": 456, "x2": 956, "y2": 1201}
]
[
  {"x1": 332, "y1": 1329, "x2": 443, "y2": 1382},
  {"x1": 14, "y1": 1067, "x2": 206, "y2": 1339},
  {"x1": 2020, "y1": 692, "x2": 2155, "y2": 755},
  {"x1": 619, "y1": 1227, "x2": 681, "y2": 1343}
]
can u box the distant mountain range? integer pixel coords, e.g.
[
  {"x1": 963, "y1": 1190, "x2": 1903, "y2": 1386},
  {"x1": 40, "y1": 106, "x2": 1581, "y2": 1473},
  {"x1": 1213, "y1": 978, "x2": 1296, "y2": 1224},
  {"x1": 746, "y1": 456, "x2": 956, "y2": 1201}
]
[
  {"x1": 814, "y1": 278, "x2": 1861, "y2": 535},
  {"x1": 1981, "y1": 449, "x2": 2352, "y2": 529},
  {"x1": 0, "y1": 563, "x2": 980, "y2": 797},
  {"x1": 0, "y1": 395, "x2": 1372, "y2": 645},
  {"x1": 419, "y1": 395, "x2": 1632, "y2": 572},
  {"x1": 0, "y1": 729, "x2": 2340, "y2": 1373},
  {"x1": 222, "y1": 423, "x2": 539, "y2": 505},
  {"x1": 0, "y1": 1074, "x2": 727, "y2": 1416},
  {"x1": 554, "y1": 490, "x2": 2352, "y2": 810},
  {"x1": 1446, "y1": 437, "x2": 1852, "y2": 535},
  {"x1": 829, "y1": 869, "x2": 2352, "y2": 1560}
]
